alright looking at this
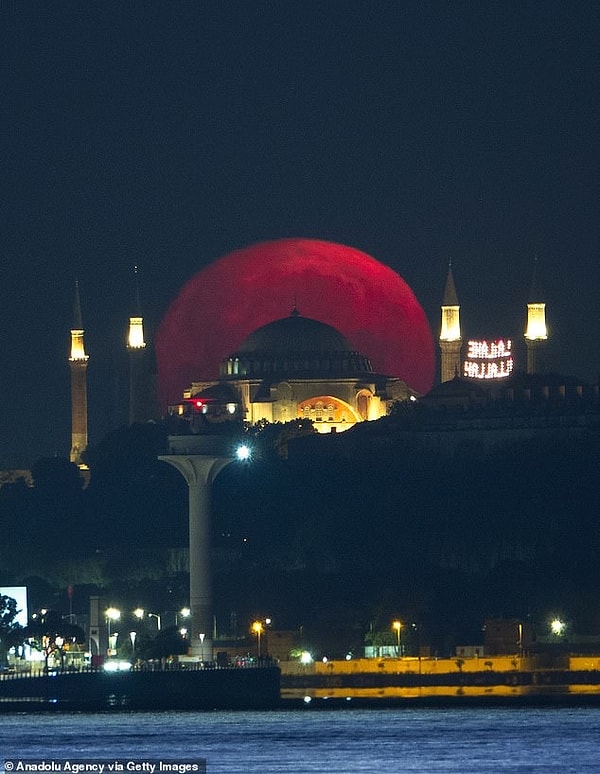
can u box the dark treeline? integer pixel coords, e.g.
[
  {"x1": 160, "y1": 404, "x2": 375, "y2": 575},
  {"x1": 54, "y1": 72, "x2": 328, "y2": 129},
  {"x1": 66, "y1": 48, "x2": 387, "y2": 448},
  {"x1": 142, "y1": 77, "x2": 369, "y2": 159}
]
[{"x1": 1, "y1": 421, "x2": 599, "y2": 656}]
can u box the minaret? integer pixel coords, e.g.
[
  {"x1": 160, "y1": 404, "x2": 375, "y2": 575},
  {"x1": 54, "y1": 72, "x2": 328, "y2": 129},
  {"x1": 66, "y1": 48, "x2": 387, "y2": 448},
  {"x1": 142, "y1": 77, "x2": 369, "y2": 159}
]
[
  {"x1": 439, "y1": 261, "x2": 462, "y2": 382},
  {"x1": 127, "y1": 265, "x2": 147, "y2": 424},
  {"x1": 524, "y1": 258, "x2": 547, "y2": 374},
  {"x1": 69, "y1": 281, "x2": 89, "y2": 467}
]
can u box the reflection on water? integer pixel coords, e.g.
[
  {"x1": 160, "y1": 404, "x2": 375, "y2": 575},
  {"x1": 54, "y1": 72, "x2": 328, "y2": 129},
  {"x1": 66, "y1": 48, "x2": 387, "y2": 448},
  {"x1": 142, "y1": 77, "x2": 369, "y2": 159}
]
[{"x1": 2, "y1": 707, "x2": 600, "y2": 773}]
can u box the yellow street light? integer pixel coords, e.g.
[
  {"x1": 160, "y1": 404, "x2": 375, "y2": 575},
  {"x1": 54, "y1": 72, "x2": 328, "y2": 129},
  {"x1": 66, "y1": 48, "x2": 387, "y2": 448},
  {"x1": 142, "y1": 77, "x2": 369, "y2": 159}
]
[
  {"x1": 251, "y1": 620, "x2": 264, "y2": 657},
  {"x1": 392, "y1": 620, "x2": 402, "y2": 657}
]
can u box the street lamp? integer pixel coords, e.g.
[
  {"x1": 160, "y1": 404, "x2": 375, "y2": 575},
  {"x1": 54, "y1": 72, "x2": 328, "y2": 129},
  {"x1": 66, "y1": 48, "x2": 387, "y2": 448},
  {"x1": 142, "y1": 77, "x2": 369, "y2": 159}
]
[
  {"x1": 177, "y1": 607, "x2": 191, "y2": 625},
  {"x1": 392, "y1": 620, "x2": 402, "y2": 657},
  {"x1": 551, "y1": 618, "x2": 566, "y2": 636},
  {"x1": 105, "y1": 607, "x2": 121, "y2": 654},
  {"x1": 133, "y1": 608, "x2": 161, "y2": 630},
  {"x1": 251, "y1": 621, "x2": 264, "y2": 658}
]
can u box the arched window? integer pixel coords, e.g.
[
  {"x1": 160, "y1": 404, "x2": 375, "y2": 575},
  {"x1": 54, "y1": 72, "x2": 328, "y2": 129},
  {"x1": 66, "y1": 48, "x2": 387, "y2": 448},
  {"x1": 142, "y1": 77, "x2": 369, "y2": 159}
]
[{"x1": 357, "y1": 392, "x2": 370, "y2": 420}]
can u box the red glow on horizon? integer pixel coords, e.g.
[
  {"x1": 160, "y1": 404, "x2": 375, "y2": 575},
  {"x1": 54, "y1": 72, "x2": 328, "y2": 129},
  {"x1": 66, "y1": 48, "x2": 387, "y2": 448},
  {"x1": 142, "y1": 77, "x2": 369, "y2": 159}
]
[{"x1": 156, "y1": 238, "x2": 435, "y2": 405}]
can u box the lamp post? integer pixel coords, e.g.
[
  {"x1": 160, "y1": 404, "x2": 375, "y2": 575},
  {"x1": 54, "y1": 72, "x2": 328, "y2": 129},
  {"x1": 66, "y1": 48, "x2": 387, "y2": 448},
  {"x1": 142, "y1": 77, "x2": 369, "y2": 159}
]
[
  {"x1": 392, "y1": 620, "x2": 402, "y2": 657},
  {"x1": 252, "y1": 621, "x2": 264, "y2": 658},
  {"x1": 109, "y1": 631, "x2": 119, "y2": 655},
  {"x1": 105, "y1": 607, "x2": 121, "y2": 655},
  {"x1": 133, "y1": 608, "x2": 161, "y2": 630},
  {"x1": 177, "y1": 607, "x2": 191, "y2": 626}
]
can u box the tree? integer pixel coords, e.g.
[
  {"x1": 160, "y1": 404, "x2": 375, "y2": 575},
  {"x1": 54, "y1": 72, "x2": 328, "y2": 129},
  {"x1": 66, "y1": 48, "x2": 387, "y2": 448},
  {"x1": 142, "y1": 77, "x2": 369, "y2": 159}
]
[
  {"x1": 0, "y1": 595, "x2": 23, "y2": 665},
  {"x1": 248, "y1": 418, "x2": 316, "y2": 459},
  {"x1": 20, "y1": 610, "x2": 85, "y2": 672}
]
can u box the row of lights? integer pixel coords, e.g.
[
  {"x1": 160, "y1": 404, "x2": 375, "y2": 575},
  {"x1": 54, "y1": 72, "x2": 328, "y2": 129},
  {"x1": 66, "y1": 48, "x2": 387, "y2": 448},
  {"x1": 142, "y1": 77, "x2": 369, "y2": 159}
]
[
  {"x1": 105, "y1": 607, "x2": 192, "y2": 653},
  {"x1": 106, "y1": 607, "x2": 191, "y2": 625}
]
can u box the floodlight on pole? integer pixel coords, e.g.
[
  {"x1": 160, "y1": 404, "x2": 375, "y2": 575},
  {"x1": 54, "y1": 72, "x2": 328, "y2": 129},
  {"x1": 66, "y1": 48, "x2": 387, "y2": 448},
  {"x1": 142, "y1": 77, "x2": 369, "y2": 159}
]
[
  {"x1": 392, "y1": 620, "x2": 402, "y2": 657},
  {"x1": 252, "y1": 620, "x2": 264, "y2": 657}
]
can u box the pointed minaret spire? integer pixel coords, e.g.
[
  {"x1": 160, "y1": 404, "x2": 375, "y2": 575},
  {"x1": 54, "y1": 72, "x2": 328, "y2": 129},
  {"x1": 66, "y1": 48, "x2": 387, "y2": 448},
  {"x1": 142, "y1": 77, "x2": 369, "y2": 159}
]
[
  {"x1": 524, "y1": 256, "x2": 548, "y2": 374},
  {"x1": 69, "y1": 280, "x2": 89, "y2": 467},
  {"x1": 439, "y1": 261, "x2": 462, "y2": 382},
  {"x1": 127, "y1": 265, "x2": 146, "y2": 350}
]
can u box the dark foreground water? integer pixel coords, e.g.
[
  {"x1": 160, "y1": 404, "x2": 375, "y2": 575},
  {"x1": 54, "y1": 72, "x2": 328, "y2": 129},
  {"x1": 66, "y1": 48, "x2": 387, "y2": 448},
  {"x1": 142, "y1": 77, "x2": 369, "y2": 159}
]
[{"x1": 2, "y1": 707, "x2": 599, "y2": 772}]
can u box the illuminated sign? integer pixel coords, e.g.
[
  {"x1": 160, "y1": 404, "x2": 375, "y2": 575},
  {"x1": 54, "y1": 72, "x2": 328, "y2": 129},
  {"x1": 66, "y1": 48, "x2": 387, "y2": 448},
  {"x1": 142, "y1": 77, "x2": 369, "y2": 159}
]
[{"x1": 463, "y1": 339, "x2": 514, "y2": 380}]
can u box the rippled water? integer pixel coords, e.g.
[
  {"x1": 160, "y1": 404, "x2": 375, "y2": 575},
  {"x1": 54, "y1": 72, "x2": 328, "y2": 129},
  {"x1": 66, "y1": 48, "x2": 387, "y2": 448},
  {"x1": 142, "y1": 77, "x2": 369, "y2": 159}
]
[{"x1": 2, "y1": 707, "x2": 599, "y2": 772}]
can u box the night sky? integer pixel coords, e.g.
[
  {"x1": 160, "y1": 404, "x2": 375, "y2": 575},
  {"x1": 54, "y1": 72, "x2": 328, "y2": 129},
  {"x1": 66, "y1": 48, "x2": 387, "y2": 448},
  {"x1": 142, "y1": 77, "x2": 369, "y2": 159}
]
[{"x1": 2, "y1": 2, "x2": 599, "y2": 467}]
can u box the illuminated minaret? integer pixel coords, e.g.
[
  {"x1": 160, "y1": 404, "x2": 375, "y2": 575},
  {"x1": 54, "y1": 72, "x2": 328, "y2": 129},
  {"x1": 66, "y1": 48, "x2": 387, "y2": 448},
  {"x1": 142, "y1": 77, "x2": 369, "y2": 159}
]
[
  {"x1": 439, "y1": 261, "x2": 462, "y2": 382},
  {"x1": 69, "y1": 281, "x2": 89, "y2": 467},
  {"x1": 524, "y1": 258, "x2": 548, "y2": 374},
  {"x1": 127, "y1": 265, "x2": 147, "y2": 424}
]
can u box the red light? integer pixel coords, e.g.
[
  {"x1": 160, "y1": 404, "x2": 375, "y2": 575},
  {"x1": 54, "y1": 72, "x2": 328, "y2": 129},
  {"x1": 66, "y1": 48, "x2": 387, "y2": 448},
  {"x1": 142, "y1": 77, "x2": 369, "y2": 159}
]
[{"x1": 195, "y1": 400, "x2": 203, "y2": 408}]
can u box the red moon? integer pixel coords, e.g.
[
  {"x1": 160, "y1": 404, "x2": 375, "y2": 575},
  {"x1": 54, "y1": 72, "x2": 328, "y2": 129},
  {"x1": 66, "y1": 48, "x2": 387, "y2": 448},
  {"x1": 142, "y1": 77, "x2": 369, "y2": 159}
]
[{"x1": 155, "y1": 238, "x2": 435, "y2": 406}]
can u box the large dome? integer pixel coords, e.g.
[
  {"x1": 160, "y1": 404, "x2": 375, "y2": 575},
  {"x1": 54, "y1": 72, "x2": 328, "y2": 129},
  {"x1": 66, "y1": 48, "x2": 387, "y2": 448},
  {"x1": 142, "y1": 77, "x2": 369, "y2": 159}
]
[
  {"x1": 220, "y1": 309, "x2": 375, "y2": 379},
  {"x1": 238, "y1": 309, "x2": 353, "y2": 354}
]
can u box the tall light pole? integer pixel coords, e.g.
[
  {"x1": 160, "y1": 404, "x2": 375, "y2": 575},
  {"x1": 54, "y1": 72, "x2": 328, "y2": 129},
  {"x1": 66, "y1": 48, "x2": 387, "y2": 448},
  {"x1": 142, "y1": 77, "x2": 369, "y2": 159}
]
[
  {"x1": 133, "y1": 608, "x2": 161, "y2": 630},
  {"x1": 105, "y1": 607, "x2": 121, "y2": 656},
  {"x1": 177, "y1": 607, "x2": 191, "y2": 626},
  {"x1": 252, "y1": 621, "x2": 264, "y2": 658},
  {"x1": 392, "y1": 620, "x2": 402, "y2": 657}
]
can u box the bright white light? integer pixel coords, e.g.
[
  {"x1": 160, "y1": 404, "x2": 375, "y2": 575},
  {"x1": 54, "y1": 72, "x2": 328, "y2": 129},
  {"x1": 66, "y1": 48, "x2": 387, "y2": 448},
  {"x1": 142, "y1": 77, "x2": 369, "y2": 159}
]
[
  {"x1": 300, "y1": 651, "x2": 313, "y2": 664},
  {"x1": 525, "y1": 304, "x2": 547, "y2": 341},
  {"x1": 551, "y1": 618, "x2": 565, "y2": 636},
  {"x1": 236, "y1": 444, "x2": 251, "y2": 461},
  {"x1": 105, "y1": 607, "x2": 121, "y2": 621},
  {"x1": 103, "y1": 660, "x2": 131, "y2": 672},
  {"x1": 303, "y1": 695, "x2": 312, "y2": 703},
  {"x1": 128, "y1": 317, "x2": 146, "y2": 349}
]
